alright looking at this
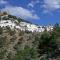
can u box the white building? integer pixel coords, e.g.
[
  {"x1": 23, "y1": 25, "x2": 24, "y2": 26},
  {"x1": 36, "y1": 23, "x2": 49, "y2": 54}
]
[
  {"x1": 0, "y1": 13, "x2": 53, "y2": 32},
  {"x1": 20, "y1": 22, "x2": 27, "y2": 27},
  {"x1": 37, "y1": 26, "x2": 45, "y2": 32},
  {"x1": 0, "y1": 20, "x2": 16, "y2": 29},
  {"x1": 46, "y1": 25, "x2": 53, "y2": 31}
]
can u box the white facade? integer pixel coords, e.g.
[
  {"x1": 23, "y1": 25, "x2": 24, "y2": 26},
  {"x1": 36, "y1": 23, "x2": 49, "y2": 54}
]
[
  {"x1": 0, "y1": 20, "x2": 53, "y2": 32},
  {"x1": 0, "y1": 14, "x2": 53, "y2": 32},
  {"x1": 0, "y1": 20, "x2": 16, "y2": 29},
  {"x1": 46, "y1": 25, "x2": 53, "y2": 31},
  {"x1": 20, "y1": 22, "x2": 27, "y2": 27},
  {"x1": 0, "y1": 19, "x2": 54, "y2": 32}
]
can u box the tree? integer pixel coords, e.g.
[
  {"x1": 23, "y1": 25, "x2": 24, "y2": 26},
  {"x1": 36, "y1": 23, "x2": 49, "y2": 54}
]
[
  {"x1": 52, "y1": 23, "x2": 60, "y2": 50},
  {"x1": 8, "y1": 15, "x2": 17, "y2": 19},
  {"x1": 38, "y1": 30, "x2": 58, "y2": 59},
  {"x1": 52, "y1": 23, "x2": 60, "y2": 38}
]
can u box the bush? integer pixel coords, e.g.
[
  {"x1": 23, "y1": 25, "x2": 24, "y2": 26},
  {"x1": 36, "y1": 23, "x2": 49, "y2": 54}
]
[
  {"x1": 6, "y1": 26, "x2": 16, "y2": 36},
  {"x1": 14, "y1": 46, "x2": 38, "y2": 60},
  {"x1": 10, "y1": 35, "x2": 17, "y2": 42},
  {"x1": 0, "y1": 36, "x2": 7, "y2": 48},
  {"x1": 19, "y1": 31, "x2": 24, "y2": 36},
  {"x1": 0, "y1": 27, "x2": 3, "y2": 34},
  {"x1": 0, "y1": 49, "x2": 6, "y2": 59}
]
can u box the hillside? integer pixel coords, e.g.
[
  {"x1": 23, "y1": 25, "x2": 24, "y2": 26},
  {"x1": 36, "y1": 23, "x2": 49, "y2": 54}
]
[
  {"x1": 0, "y1": 12, "x2": 60, "y2": 60},
  {"x1": 0, "y1": 23, "x2": 60, "y2": 60},
  {"x1": 0, "y1": 26, "x2": 37, "y2": 60}
]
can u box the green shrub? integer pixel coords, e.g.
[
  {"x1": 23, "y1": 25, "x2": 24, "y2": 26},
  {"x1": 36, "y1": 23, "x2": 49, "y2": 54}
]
[
  {"x1": 0, "y1": 36, "x2": 7, "y2": 48},
  {"x1": 0, "y1": 27, "x2": 3, "y2": 34},
  {"x1": 14, "y1": 46, "x2": 38, "y2": 60},
  {"x1": 0, "y1": 49, "x2": 6, "y2": 59}
]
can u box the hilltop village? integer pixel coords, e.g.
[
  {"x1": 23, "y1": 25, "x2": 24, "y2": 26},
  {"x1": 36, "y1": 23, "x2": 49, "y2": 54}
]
[{"x1": 0, "y1": 12, "x2": 53, "y2": 32}]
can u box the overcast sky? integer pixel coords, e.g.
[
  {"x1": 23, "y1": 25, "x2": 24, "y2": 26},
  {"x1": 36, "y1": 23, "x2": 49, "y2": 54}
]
[{"x1": 0, "y1": 0, "x2": 60, "y2": 25}]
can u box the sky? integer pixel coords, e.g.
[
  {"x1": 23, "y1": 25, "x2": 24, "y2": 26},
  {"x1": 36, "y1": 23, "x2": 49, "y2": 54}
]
[{"x1": 0, "y1": 0, "x2": 60, "y2": 25}]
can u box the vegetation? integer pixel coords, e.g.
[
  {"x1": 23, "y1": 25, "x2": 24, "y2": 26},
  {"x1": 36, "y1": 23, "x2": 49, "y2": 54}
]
[
  {"x1": 6, "y1": 26, "x2": 16, "y2": 36},
  {"x1": 14, "y1": 46, "x2": 38, "y2": 60},
  {"x1": 8, "y1": 15, "x2": 17, "y2": 19},
  {"x1": 0, "y1": 27, "x2": 3, "y2": 34},
  {"x1": 0, "y1": 20, "x2": 60, "y2": 60}
]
